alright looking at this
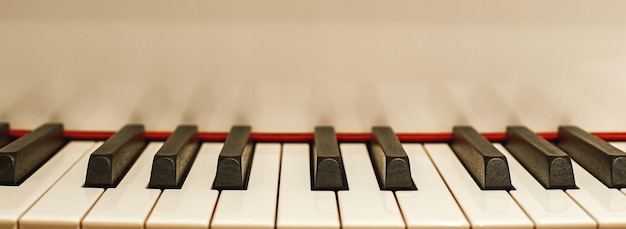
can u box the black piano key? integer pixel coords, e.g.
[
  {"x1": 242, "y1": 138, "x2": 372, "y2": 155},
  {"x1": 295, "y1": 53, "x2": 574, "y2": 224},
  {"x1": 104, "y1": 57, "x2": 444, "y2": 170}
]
[
  {"x1": 558, "y1": 126, "x2": 626, "y2": 188},
  {"x1": 84, "y1": 124, "x2": 146, "y2": 188},
  {"x1": 370, "y1": 126, "x2": 416, "y2": 190},
  {"x1": 451, "y1": 126, "x2": 513, "y2": 190},
  {"x1": 149, "y1": 125, "x2": 199, "y2": 189},
  {"x1": 0, "y1": 123, "x2": 65, "y2": 185},
  {"x1": 212, "y1": 126, "x2": 254, "y2": 190},
  {"x1": 505, "y1": 126, "x2": 576, "y2": 189},
  {"x1": 312, "y1": 126, "x2": 348, "y2": 191},
  {"x1": 0, "y1": 123, "x2": 10, "y2": 148}
]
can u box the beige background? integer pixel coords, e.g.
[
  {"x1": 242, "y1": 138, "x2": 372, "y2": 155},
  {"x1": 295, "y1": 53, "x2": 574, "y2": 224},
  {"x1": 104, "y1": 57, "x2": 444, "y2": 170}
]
[{"x1": 1, "y1": 0, "x2": 626, "y2": 132}]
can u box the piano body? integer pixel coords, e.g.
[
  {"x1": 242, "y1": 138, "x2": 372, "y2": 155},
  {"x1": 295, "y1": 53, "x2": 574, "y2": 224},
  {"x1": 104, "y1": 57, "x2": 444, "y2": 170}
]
[{"x1": 1, "y1": 0, "x2": 626, "y2": 228}]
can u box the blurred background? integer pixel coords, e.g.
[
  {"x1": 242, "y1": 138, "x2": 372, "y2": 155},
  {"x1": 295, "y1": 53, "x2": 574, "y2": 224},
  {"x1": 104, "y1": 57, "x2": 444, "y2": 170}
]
[{"x1": 1, "y1": 0, "x2": 626, "y2": 132}]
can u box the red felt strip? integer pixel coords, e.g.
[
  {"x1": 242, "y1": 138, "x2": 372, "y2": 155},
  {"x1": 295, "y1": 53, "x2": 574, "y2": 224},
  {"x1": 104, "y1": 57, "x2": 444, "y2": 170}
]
[{"x1": 8, "y1": 130, "x2": 626, "y2": 143}]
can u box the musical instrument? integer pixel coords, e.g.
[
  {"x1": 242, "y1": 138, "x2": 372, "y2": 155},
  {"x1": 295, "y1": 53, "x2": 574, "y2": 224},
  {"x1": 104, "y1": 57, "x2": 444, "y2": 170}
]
[{"x1": 2, "y1": 0, "x2": 626, "y2": 228}]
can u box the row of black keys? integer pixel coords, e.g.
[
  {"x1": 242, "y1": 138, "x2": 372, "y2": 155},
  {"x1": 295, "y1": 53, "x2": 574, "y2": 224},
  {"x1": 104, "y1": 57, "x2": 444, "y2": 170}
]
[{"x1": 0, "y1": 123, "x2": 623, "y2": 191}]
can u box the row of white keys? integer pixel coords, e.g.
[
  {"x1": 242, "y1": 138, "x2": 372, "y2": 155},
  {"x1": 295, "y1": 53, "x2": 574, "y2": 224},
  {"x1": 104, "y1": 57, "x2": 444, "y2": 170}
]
[
  {"x1": 211, "y1": 143, "x2": 281, "y2": 229},
  {"x1": 276, "y1": 144, "x2": 340, "y2": 229},
  {"x1": 494, "y1": 144, "x2": 596, "y2": 229},
  {"x1": 338, "y1": 143, "x2": 404, "y2": 229},
  {"x1": 18, "y1": 140, "x2": 621, "y2": 229},
  {"x1": 395, "y1": 144, "x2": 468, "y2": 229},
  {"x1": 424, "y1": 143, "x2": 533, "y2": 229},
  {"x1": 145, "y1": 143, "x2": 222, "y2": 229},
  {"x1": 81, "y1": 142, "x2": 163, "y2": 229},
  {"x1": 0, "y1": 141, "x2": 97, "y2": 229},
  {"x1": 610, "y1": 142, "x2": 626, "y2": 196},
  {"x1": 564, "y1": 142, "x2": 626, "y2": 228},
  {"x1": 20, "y1": 142, "x2": 105, "y2": 229}
]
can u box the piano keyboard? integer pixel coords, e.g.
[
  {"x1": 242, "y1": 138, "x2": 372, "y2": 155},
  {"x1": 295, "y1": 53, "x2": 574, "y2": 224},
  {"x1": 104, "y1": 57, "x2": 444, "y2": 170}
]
[
  {"x1": 2, "y1": 123, "x2": 626, "y2": 229},
  {"x1": 5, "y1": 1, "x2": 626, "y2": 228}
]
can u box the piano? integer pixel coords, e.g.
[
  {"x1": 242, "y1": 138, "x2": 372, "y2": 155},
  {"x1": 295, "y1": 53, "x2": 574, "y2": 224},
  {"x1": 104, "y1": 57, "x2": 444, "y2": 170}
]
[{"x1": 2, "y1": 0, "x2": 626, "y2": 228}]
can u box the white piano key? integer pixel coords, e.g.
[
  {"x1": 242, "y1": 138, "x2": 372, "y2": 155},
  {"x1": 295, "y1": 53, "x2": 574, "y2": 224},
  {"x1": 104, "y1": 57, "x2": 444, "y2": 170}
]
[
  {"x1": 19, "y1": 142, "x2": 104, "y2": 229},
  {"x1": 276, "y1": 144, "x2": 339, "y2": 229},
  {"x1": 211, "y1": 143, "x2": 281, "y2": 229},
  {"x1": 82, "y1": 142, "x2": 163, "y2": 229},
  {"x1": 337, "y1": 143, "x2": 405, "y2": 229},
  {"x1": 494, "y1": 144, "x2": 596, "y2": 229},
  {"x1": 424, "y1": 143, "x2": 533, "y2": 229},
  {"x1": 395, "y1": 144, "x2": 469, "y2": 229},
  {"x1": 565, "y1": 154, "x2": 626, "y2": 228},
  {"x1": 145, "y1": 143, "x2": 222, "y2": 229},
  {"x1": 0, "y1": 141, "x2": 96, "y2": 229}
]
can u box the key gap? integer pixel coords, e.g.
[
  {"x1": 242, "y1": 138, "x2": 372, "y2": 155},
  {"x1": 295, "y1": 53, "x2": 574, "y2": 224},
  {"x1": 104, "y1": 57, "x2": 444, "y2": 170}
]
[
  {"x1": 392, "y1": 192, "x2": 409, "y2": 228},
  {"x1": 564, "y1": 192, "x2": 601, "y2": 227},
  {"x1": 16, "y1": 141, "x2": 101, "y2": 224},
  {"x1": 273, "y1": 143, "x2": 283, "y2": 228},
  {"x1": 506, "y1": 190, "x2": 537, "y2": 227},
  {"x1": 334, "y1": 191, "x2": 343, "y2": 228},
  {"x1": 79, "y1": 187, "x2": 107, "y2": 228},
  {"x1": 143, "y1": 190, "x2": 163, "y2": 229},
  {"x1": 420, "y1": 144, "x2": 472, "y2": 226},
  {"x1": 208, "y1": 191, "x2": 222, "y2": 227}
]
